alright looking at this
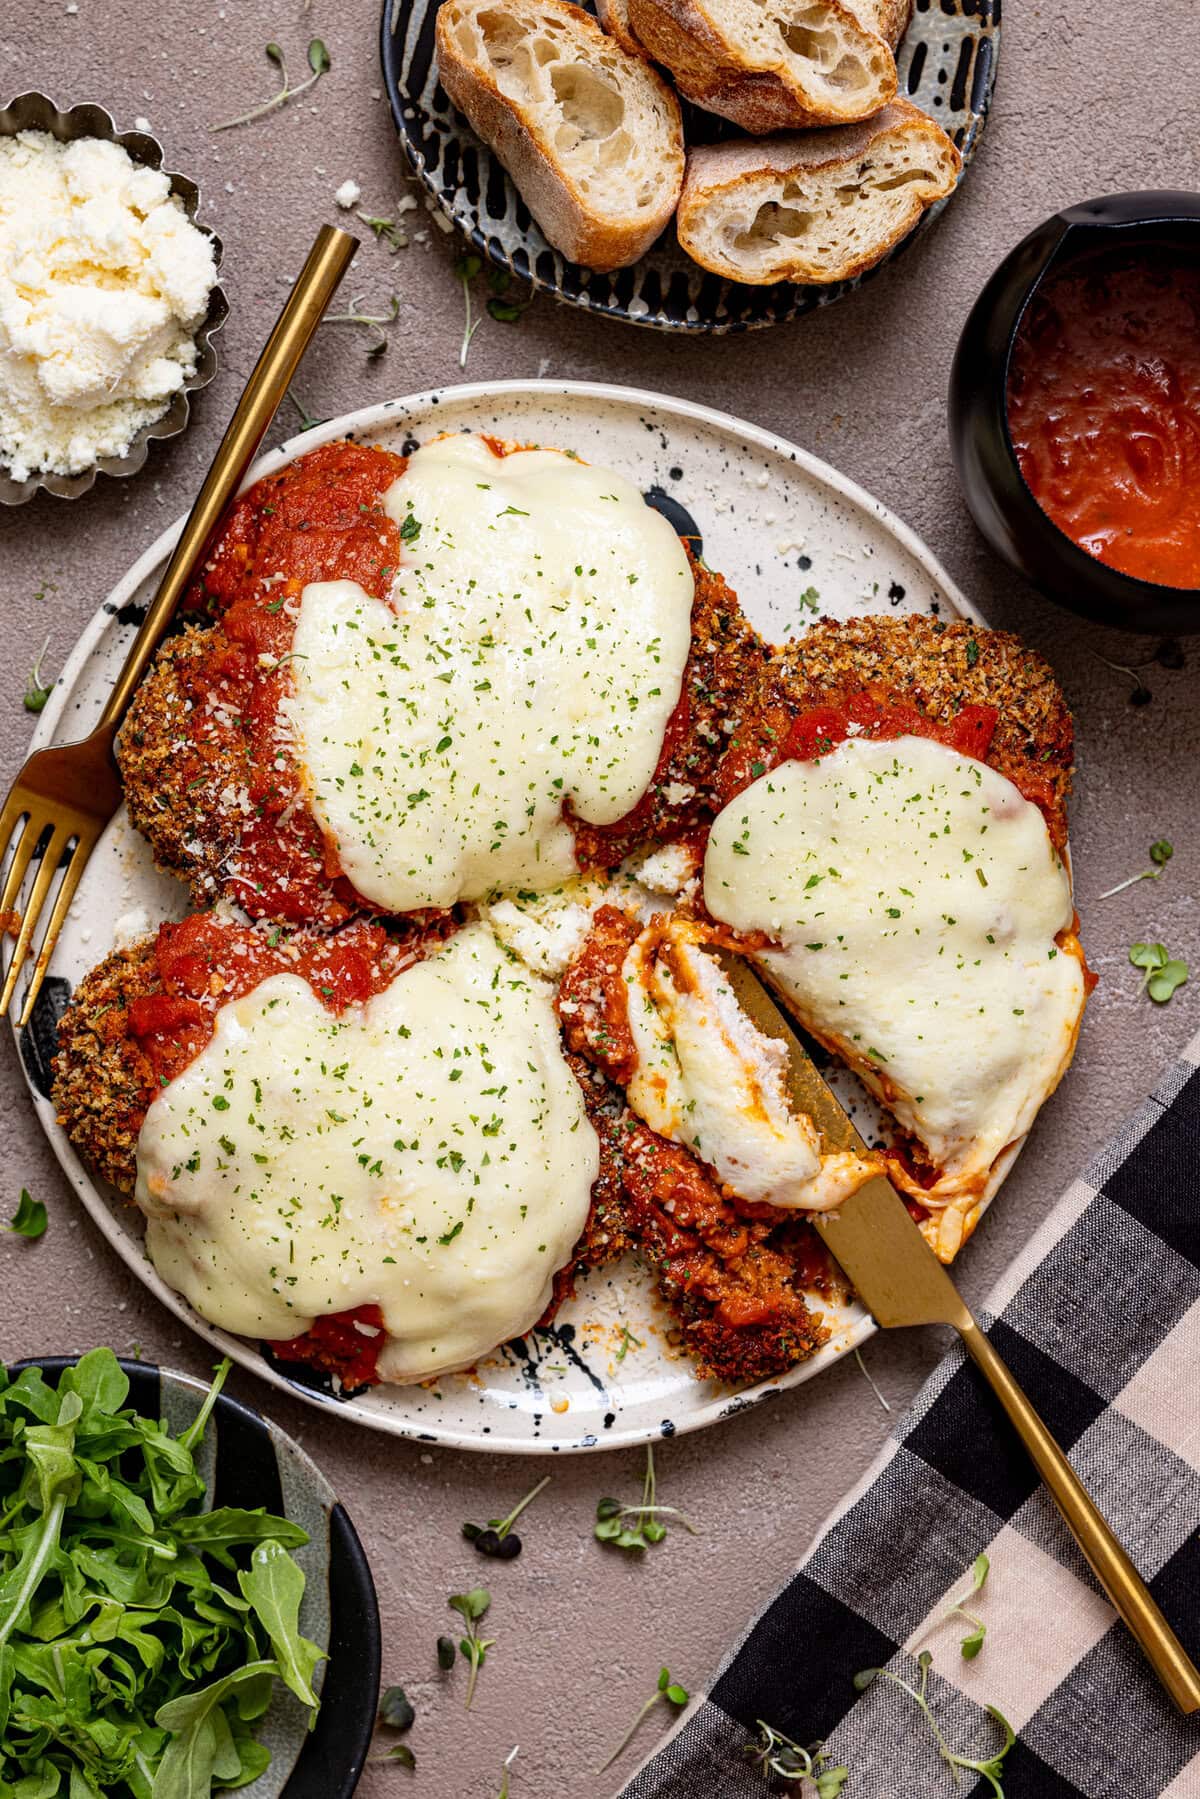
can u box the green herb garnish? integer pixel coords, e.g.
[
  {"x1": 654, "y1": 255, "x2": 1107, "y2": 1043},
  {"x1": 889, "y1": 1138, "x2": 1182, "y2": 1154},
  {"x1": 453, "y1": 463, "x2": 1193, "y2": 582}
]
[
  {"x1": 448, "y1": 1586, "x2": 493, "y2": 1709},
  {"x1": 212, "y1": 36, "x2": 331, "y2": 131},
  {"x1": 462, "y1": 1473, "x2": 550, "y2": 1560},
  {"x1": 23, "y1": 637, "x2": 53, "y2": 714},
  {"x1": 594, "y1": 1443, "x2": 698, "y2": 1553},
  {"x1": 599, "y1": 1666, "x2": 689, "y2": 1772},
  {"x1": 321, "y1": 293, "x2": 400, "y2": 360},
  {"x1": 285, "y1": 387, "x2": 327, "y2": 433},
  {"x1": 1100, "y1": 839, "x2": 1174, "y2": 899},
  {"x1": 0, "y1": 1350, "x2": 323, "y2": 1796},
  {"x1": 1130, "y1": 941, "x2": 1189, "y2": 1003},
  {"x1": 455, "y1": 254, "x2": 483, "y2": 369},
  {"x1": 744, "y1": 1720, "x2": 848, "y2": 1792},
  {"x1": 943, "y1": 1552, "x2": 990, "y2": 1659},
  {"x1": 854, "y1": 1651, "x2": 1015, "y2": 1796},
  {"x1": 5, "y1": 1187, "x2": 46, "y2": 1239}
]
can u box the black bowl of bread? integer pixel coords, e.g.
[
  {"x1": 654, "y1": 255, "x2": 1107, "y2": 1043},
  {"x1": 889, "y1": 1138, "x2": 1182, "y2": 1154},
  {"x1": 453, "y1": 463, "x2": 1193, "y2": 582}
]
[
  {"x1": 949, "y1": 191, "x2": 1200, "y2": 636},
  {"x1": 381, "y1": 0, "x2": 1000, "y2": 331}
]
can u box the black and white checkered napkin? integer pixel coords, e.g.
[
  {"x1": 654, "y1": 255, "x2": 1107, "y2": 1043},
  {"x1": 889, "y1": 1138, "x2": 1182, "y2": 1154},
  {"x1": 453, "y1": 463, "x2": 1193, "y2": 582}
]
[{"x1": 620, "y1": 1039, "x2": 1200, "y2": 1798}]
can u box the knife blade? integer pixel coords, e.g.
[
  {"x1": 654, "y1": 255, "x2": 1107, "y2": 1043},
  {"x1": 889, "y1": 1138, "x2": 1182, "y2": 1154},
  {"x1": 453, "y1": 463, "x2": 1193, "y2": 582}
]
[
  {"x1": 717, "y1": 949, "x2": 969, "y2": 1332},
  {"x1": 716, "y1": 949, "x2": 1200, "y2": 1713}
]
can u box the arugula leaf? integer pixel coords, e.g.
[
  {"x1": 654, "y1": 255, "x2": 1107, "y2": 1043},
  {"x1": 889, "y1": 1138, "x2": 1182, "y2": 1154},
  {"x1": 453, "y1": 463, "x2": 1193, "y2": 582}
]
[
  {"x1": 237, "y1": 1543, "x2": 325, "y2": 1712},
  {"x1": 0, "y1": 1358, "x2": 324, "y2": 1798},
  {"x1": 173, "y1": 1507, "x2": 308, "y2": 1564}
]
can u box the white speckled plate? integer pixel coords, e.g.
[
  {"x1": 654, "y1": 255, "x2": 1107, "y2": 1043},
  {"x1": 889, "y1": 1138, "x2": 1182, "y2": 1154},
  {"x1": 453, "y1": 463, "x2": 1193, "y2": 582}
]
[{"x1": 10, "y1": 381, "x2": 992, "y2": 1454}]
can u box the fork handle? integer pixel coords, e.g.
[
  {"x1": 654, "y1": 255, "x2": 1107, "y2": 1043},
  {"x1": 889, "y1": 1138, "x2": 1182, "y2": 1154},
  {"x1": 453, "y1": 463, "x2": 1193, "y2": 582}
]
[
  {"x1": 97, "y1": 223, "x2": 358, "y2": 733},
  {"x1": 958, "y1": 1316, "x2": 1200, "y2": 1712}
]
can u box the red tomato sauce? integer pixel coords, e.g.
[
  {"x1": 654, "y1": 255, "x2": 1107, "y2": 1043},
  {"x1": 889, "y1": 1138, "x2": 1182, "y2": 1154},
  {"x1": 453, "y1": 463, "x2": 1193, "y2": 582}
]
[
  {"x1": 714, "y1": 691, "x2": 999, "y2": 812},
  {"x1": 176, "y1": 442, "x2": 409, "y2": 923},
  {"x1": 126, "y1": 911, "x2": 406, "y2": 1088},
  {"x1": 269, "y1": 1304, "x2": 386, "y2": 1391},
  {"x1": 1007, "y1": 251, "x2": 1200, "y2": 589}
]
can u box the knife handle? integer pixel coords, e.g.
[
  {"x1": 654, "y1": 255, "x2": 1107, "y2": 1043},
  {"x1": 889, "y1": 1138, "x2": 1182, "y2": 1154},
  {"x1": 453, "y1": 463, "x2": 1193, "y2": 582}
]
[{"x1": 958, "y1": 1317, "x2": 1200, "y2": 1714}]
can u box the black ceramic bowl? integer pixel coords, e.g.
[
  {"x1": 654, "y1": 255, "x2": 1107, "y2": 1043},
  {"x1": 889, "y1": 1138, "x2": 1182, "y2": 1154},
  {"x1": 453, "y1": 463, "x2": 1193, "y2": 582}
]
[
  {"x1": 949, "y1": 191, "x2": 1200, "y2": 635},
  {"x1": 6, "y1": 1356, "x2": 381, "y2": 1798}
]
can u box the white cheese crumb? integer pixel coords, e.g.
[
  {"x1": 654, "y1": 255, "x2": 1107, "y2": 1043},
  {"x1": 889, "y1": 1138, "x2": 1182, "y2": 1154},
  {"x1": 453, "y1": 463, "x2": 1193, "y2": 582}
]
[
  {"x1": 0, "y1": 130, "x2": 218, "y2": 481},
  {"x1": 635, "y1": 841, "x2": 700, "y2": 896},
  {"x1": 334, "y1": 178, "x2": 362, "y2": 210},
  {"x1": 113, "y1": 906, "x2": 153, "y2": 948}
]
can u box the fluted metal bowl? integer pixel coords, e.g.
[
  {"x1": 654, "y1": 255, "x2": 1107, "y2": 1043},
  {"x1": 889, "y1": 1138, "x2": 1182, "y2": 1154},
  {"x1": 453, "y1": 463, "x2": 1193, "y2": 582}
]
[{"x1": 0, "y1": 91, "x2": 228, "y2": 505}]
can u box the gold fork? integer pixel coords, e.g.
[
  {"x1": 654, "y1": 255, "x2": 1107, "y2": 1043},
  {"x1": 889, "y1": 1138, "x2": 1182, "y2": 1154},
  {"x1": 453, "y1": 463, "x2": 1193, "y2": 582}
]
[{"x1": 0, "y1": 223, "x2": 357, "y2": 1028}]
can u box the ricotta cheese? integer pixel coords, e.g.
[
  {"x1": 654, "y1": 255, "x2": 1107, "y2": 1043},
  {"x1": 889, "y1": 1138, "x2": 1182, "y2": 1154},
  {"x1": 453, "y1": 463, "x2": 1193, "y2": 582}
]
[
  {"x1": 135, "y1": 924, "x2": 599, "y2": 1381},
  {"x1": 704, "y1": 736, "x2": 1087, "y2": 1197},
  {"x1": 286, "y1": 434, "x2": 694, "y2": 911},
  {"x1": 0, "y1": 131, "x2": 217, "y2": 481}
]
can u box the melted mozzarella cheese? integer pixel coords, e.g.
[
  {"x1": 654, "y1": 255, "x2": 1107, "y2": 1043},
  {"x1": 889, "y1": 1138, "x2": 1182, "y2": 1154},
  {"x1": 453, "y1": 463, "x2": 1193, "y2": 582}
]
[
  {"x1": 704, "y1": 736, "x2": 1086, "y2": 1195},
  {"x1": 286, "y1": 434, "x2": 694, "y2": 911},
  {"x1": 135, "y1": 924, "x2": 598, "y2": 1381},
  {"x1": 622, "y1": 919, "x2": 878, "y2": 1210}
]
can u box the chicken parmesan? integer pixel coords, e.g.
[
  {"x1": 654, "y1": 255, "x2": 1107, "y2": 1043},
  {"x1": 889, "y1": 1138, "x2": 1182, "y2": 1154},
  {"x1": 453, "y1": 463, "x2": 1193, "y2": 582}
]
[
  {"x1": 117, "y1": 435, "x2": 761, "y2": 925},
  {"x1": 53, "y1": 910, "x2": 844, "y2": 1388}
]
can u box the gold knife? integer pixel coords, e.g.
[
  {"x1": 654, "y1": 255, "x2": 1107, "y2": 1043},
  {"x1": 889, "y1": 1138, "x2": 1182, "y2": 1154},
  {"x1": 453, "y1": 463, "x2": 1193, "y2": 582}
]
[{"x1": 719, "y1": 952, "x2": 1200, "y2": 1715}]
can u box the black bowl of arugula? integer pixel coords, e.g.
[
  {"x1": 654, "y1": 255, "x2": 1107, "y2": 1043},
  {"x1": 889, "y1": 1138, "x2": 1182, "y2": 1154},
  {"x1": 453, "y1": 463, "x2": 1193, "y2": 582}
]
[{"x1": 0, "y1": 1349, "x2": 380, "y2": 1797}]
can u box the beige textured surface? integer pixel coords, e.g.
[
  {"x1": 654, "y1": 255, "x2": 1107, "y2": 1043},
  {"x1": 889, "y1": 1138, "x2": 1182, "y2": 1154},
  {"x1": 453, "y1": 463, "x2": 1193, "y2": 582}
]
[{"x1": 2, "y1": 3, "x2": 1199, "y2": 1794}]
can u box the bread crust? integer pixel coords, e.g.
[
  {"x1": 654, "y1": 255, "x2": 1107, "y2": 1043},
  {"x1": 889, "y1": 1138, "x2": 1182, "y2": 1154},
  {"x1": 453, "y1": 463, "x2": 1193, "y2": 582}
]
[
  {"x1": 435, "y1": 0, "x2": 683, "y2": 271},
  {"x1": 627, "y1": 0, "x2": 897, "y2": 130},
  {"x1": 676, "y1": 99, "x2": 961, "y2": 285},
  {"x1": 595, "y1": 0, "x2": 645, "y2": 56}
]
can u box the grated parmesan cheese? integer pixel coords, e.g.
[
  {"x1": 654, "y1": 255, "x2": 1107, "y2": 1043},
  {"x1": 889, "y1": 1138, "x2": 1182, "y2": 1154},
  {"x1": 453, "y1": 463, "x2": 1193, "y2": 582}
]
[{"x1": 0, "y1": 131, "x2": 217, "y2": 481}]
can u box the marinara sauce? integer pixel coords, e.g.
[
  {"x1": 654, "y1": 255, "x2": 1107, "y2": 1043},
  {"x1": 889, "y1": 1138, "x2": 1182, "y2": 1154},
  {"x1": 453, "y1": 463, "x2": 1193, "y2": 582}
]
[{"x1": 1007, "y1": 250, "x2": 1200, "y2": 589}]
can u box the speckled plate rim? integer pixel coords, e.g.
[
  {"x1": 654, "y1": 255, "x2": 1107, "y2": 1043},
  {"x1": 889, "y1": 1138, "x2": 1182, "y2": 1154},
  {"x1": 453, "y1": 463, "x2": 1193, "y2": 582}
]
[
  {"x1": 4, "y1": 1355, "x2": 381, "y2": 1797},
  {"x1": 13, "y1": 379, "x2": 1016, "y2": 1456}
]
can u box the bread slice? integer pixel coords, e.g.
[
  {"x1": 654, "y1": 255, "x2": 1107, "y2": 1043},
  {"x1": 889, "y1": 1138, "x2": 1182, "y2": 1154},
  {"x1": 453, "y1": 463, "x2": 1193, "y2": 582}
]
[
  {"x1": 626, "y1": 0, "x2": 898, "y2": 130},
  {"x1": 435, "y1": 0, "x2": 684, "y2": 271},
  {"x1": 676, "y1": 100, "x2": 961, "y2": 285},
  {"x1": 595, "y1": 0, "x2": 645, "y2": 56}
]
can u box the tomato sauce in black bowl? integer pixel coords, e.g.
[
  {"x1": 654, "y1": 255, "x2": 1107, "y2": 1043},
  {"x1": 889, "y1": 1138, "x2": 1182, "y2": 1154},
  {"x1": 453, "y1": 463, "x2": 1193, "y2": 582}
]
[{"x1": 949, "y1": 192, "x2": 1200, "y2": 634}]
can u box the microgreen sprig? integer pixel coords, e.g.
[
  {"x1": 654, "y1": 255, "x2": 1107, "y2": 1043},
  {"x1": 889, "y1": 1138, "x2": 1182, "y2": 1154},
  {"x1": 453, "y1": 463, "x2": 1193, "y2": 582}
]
[
  {"x1": 614, "y1": 1323, "x2": 645, "y2": 1363},
  {"x1": 23, "y1": 637, "x2": 53, "y2": 714},
  {"x1": 5, "y1": 1188, "x2": 46, "y2": 1240},
  {"x1": 456, "y1": 254, "x2": 483, "y2": 368},
  {"x1": 496, "y1": 1745, "x2": 519, "y2": 1796},
  {"x1": 212, "y1": 37, "x2": 330, "y2": 131},
  {"x1": 1100, "y1": 839, "x2": 1173, "y2": 899},
  {"x1": 852, "y1": 1345, "x2": 892, "y2": 1413},
  {"x1": 486, "y1": 265, "x2": 533, "y2": 325},
  {"x1": 599, "y1": 1666, "x2": 690, "y2": 1772},
  {"x1": 321, "y1": 293, "x2": 400, "y2": 359},
  {"x1": 357, "y1": 211, "x2": 410, "y2": 253},
  {"x1": 744, "y1": 1721, "x2": 848, "y2": 1793},
  {"x1": 595, "y1": 1444, "x2": 699, "y2": 1552},
  {"x1": 448, "y1": 1586, "x2": 494, "y2": 1709},
  {"x1": 371, "y1": 1685, "x2": 416, "y2": 1768},
  {"x1": 463, "y1": 1473, "x2": 550, "y2": 1560},
  {"x1": 943, "y1": 1552, "x2": 990, "y2": 1659},
  {"x1": 854, "y1": 1651, "x2": 1015, "y2": 1797},
  {"x1": 1130, "y1": 941, "x2": 1189, "y2": 1004},
  {"x1": 285, "y1": 387, "x2": 326, "y2": 433}
]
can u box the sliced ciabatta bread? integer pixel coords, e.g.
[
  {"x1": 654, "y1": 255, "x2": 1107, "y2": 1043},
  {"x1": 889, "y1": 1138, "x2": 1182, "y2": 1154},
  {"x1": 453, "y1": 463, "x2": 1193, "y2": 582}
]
[
  {"x1": 626, "y1": 0, "x2": 898, "y2": 131},
  {"x1": 435, "y1": 0, "x2": 684, "y2": 271},
  {"x1": 676, "y1": 100, "x2": 961, "y2": 285}
]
